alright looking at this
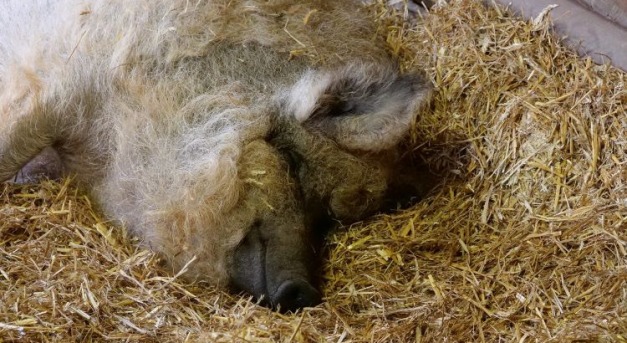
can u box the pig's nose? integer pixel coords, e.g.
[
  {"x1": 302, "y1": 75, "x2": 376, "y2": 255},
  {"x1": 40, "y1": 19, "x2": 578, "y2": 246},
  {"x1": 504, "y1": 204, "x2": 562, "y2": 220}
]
[{"x1": 272, "y1": 279, "x2": 321, "y2": 312}]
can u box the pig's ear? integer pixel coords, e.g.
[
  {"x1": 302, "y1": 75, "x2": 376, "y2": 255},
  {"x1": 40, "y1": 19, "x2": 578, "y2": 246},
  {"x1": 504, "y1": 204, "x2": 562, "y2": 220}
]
[{"x1": 279, "y1": 63, "x2": 432, "y2": 152}]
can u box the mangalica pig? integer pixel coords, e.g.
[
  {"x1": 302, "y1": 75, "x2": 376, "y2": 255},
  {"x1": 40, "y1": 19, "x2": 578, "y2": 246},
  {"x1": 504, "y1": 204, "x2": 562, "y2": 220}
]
[{"x1": 0, "y1": 0, "x2": 432, "y2": 311}]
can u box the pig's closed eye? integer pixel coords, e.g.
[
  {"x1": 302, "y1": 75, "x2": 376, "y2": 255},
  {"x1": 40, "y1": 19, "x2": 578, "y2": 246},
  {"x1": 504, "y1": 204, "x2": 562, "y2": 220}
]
[{"x1": 278, "y1": 149, "x2": 302, "y2": 175}]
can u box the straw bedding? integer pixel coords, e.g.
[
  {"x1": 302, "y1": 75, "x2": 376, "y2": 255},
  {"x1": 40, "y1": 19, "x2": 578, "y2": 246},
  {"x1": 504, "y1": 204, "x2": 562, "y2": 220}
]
[{"x1": 1, "y1": 1, "x2": 625, "y2": 342}]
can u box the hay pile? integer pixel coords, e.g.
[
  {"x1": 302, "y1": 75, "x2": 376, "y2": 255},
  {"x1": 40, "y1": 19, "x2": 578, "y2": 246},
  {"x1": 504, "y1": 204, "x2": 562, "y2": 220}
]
[{"x1": 1, "y1": 1, "x2": 626, "y2": 342}]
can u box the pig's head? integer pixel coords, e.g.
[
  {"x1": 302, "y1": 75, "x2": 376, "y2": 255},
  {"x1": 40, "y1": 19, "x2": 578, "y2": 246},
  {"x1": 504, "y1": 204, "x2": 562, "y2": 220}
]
[{"x1": 226, "y1": 62, "x2": 433, "y2": 312}]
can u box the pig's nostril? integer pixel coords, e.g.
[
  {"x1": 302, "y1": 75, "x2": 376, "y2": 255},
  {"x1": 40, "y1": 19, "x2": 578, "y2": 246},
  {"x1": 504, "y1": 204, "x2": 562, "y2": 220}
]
[{"x1": 272, "y1": 279, "x2": 321, "y2": 312}]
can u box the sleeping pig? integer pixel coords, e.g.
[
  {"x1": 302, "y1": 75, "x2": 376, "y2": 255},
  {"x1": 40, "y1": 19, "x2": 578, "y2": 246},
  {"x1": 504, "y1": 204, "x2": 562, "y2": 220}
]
[{"x1": 0, "y1": 0, "x2": 432, "y2": 312}]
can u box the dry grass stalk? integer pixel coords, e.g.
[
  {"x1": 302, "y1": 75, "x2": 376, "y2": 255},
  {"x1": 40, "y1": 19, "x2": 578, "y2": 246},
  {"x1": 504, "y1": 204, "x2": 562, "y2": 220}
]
[{"x1": 1, "y1": 1, "x2": 626, "y2": 342}]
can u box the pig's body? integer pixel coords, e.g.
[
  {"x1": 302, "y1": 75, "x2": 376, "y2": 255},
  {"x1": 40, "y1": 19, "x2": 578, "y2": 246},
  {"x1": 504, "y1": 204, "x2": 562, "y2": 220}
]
[{"x1": 0, "y1": 0, "x2": 432, "y2": 311}]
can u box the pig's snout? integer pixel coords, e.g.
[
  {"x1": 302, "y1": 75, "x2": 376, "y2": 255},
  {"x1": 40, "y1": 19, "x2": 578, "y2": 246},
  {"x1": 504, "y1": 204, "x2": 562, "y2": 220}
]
[
  {"x1": 229, "y1": 219, "x2": 321, "y2": 312},
  {"x1": 272, "y1": 279, "x2": 321, "y2": 313}
]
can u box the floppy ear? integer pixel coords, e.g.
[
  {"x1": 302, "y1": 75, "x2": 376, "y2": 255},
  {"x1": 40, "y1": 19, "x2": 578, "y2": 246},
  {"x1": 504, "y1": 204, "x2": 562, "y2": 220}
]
[{"x1": 279, "y1": 63, "x2": 432, "y2": 152}]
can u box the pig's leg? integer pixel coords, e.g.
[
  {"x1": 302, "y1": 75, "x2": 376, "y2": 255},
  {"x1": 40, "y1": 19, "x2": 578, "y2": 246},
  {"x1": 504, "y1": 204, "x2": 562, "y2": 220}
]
[
  {"x1": 11, "y1": 147, "x2": 64, "y2": 183},
  {"x1": 0, "y1": 105, "x2": 62, "y2": 182}
]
